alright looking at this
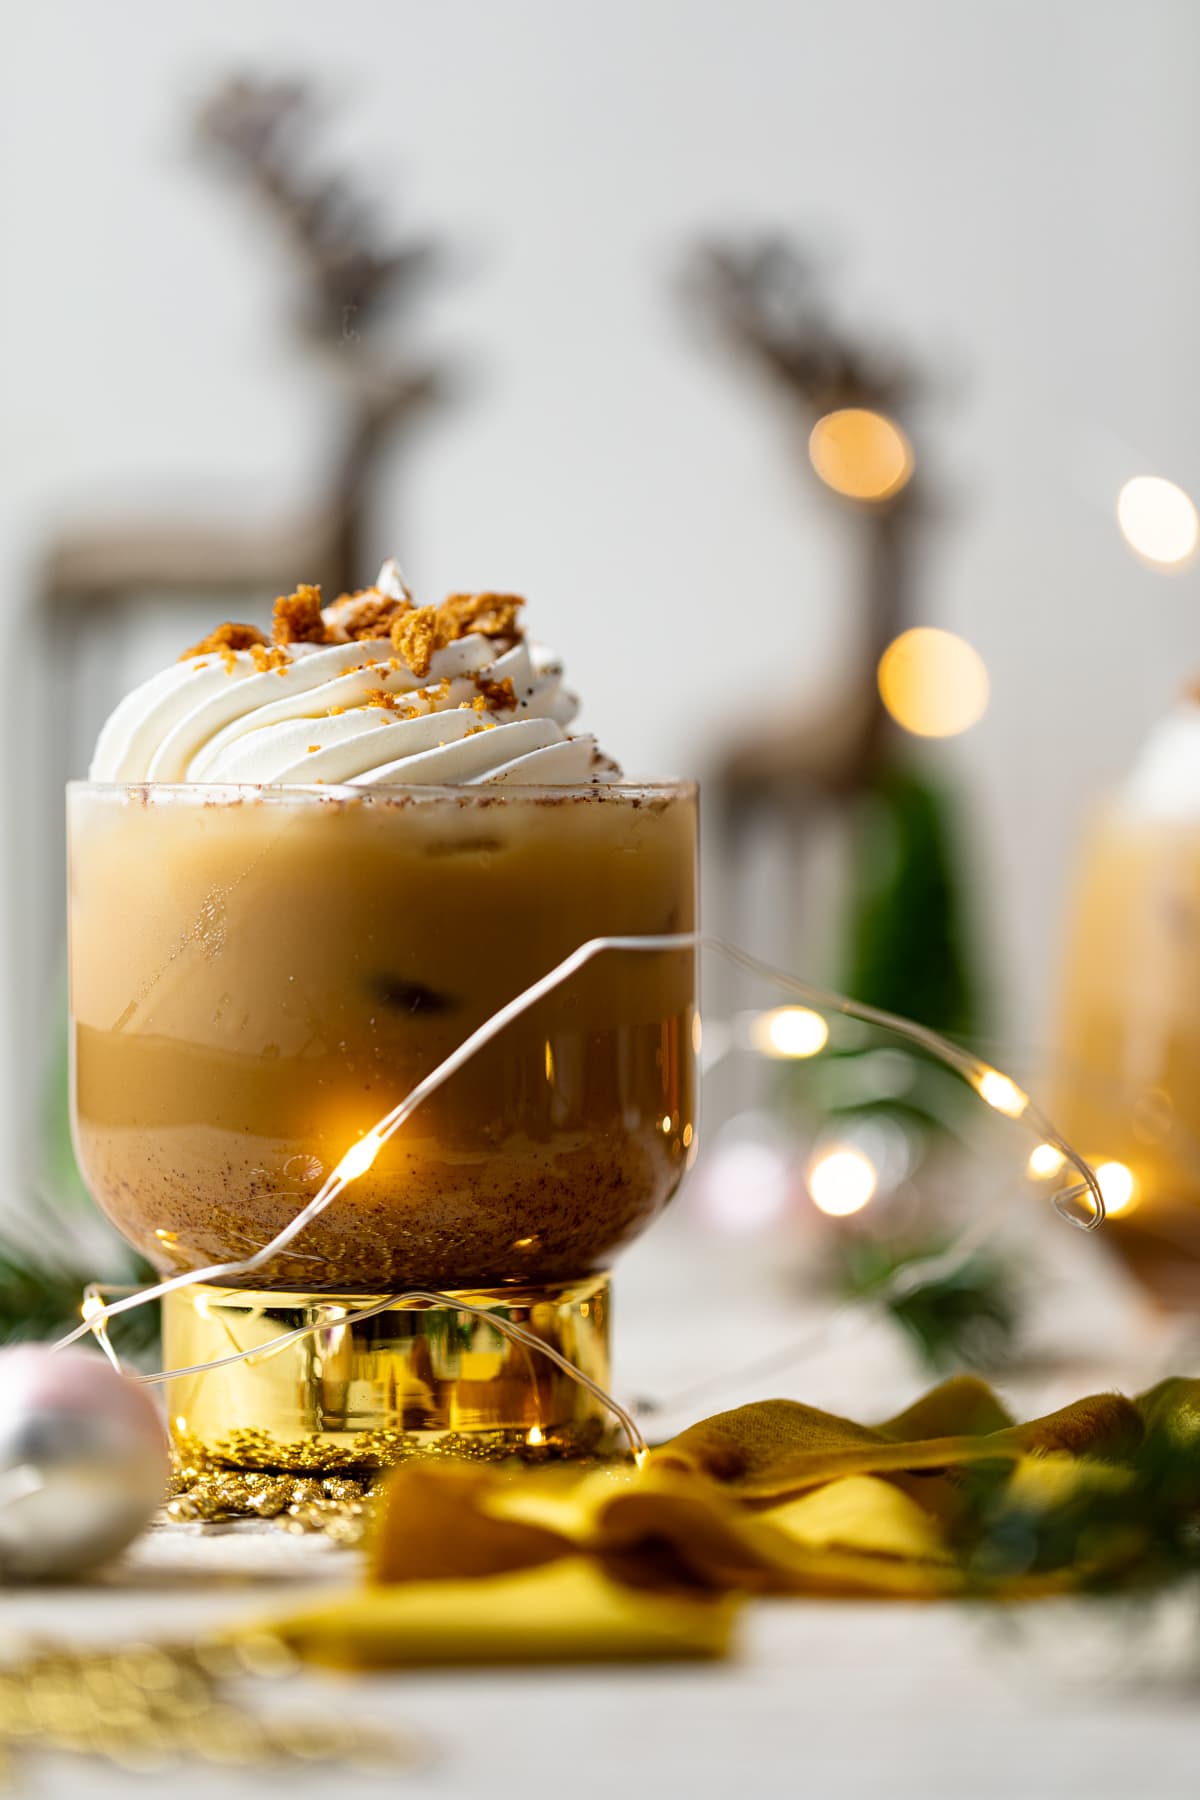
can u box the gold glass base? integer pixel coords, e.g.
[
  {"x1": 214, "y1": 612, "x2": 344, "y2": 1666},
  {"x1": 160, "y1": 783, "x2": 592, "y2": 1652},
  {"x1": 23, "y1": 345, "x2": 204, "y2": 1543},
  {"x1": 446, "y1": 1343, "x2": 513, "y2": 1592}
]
[{"x1": 163, "y1": 1275, "x2": 612, "y2": 1473}]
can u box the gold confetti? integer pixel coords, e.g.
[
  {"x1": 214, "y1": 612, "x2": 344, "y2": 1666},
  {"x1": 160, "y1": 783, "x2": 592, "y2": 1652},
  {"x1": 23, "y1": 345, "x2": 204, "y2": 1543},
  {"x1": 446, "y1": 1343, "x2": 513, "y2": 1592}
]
[
  {"x1": 0, "y1": 1641, "x2": 421, "y2": 1776},
  {"x1": 166, "y1": 1424, "x2": 611, "y2": 1541}
]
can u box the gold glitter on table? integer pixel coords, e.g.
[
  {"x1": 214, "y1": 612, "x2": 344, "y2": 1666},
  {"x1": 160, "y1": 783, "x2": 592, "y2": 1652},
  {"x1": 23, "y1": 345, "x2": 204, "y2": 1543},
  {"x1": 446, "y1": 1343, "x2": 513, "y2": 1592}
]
[
  {"x1": 166, "y1": 1425, "x2": 612, "y2": 1540},
  {"x1": 0, "y1": 1638, "x2": 421, "y2": 1779}
]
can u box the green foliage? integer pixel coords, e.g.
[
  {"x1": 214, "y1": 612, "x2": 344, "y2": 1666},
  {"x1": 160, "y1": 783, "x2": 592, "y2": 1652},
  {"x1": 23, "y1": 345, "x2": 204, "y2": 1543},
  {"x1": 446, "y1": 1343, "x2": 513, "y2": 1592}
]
[
  {"x1": 843, "y1": 762, "x2": 984, "y2": 1042},
  {"x1": 0, "y1": 1229, "x2": 160, "y2": 1359},
  {"x1": 793, "y1": 761, "x2": 989, "y2": 1140},
  {"x1": 0, "y1": 992, "x2": 161, "y2": 1358},
  {"x1": 835, "y1": 1237, "x2": 1019, "y2": 1374},
  {"x1": 970, "y1": 1381, "x2": 1200, "y2": 1592}
]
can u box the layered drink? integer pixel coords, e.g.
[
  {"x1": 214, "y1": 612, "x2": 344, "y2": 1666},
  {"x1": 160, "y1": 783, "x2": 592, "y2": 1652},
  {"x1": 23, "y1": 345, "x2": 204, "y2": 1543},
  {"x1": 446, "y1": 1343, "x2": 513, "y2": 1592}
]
[
  {"x1": 1052, "y1": 694, "x2": 1200, "y2": 1305},
  {"x1": 69, "y1": 565, "x2": 696, "y2": 1459}
]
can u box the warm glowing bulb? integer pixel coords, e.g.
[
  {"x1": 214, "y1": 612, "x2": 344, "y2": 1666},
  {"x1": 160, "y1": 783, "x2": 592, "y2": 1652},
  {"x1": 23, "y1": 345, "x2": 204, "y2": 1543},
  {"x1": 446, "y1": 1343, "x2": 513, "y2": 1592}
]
[
  {"x1": 808, "y1": 1147, "x2": 878, "y2": 1217},
  {"x1": 334, "y1": 1131, "x2": 383, "y2": 1184},
  {"x1": 878, "y1": 628, "x2": 989, "y2": 739},
  {"x1": 1027, "y1": 1142, "x2": 1066, "y2": 1179},
  {"x1": 751, "y1": 1006, "x2": 830, "y2": 1059},
  {"x1": 1117, "y1": 476, "x2": 1199, "y2": 569},
  {"x1": 1095, "y1": 1160, "x2": 1136, "y2": 1216},
  {"x1": 526, "y1": 1425, "x2": 545, "y2": 1447},
  {"x1": 977, "y1": 1069, "x2": 1028, "y2": 1119},
  {"x1": 809, "y1": 408, "x2": 913, "y2": 501}
]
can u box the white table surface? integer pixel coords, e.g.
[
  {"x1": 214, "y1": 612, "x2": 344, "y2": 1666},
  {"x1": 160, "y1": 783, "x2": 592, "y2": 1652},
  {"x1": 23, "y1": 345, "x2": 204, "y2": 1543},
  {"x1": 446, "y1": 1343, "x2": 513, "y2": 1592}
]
[{"x1": 7, "y1": 1207, "x2": 1200, "y2": 1800}]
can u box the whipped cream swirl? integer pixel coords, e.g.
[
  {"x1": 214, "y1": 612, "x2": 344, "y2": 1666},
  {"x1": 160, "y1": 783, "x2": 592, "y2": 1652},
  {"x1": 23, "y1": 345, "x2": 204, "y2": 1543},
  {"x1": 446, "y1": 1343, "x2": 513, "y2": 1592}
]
[{"x1": 90, "y1": 563, "x2": 612, "y2": 788}]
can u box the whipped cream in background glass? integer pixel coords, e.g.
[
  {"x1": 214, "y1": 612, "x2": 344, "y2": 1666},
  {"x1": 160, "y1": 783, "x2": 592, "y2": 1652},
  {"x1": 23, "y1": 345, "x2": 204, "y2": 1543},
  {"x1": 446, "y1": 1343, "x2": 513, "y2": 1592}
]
[
  {"x1": 1121, "y1": 698, "x2": 1200, "y2": 822},
  {"x1": 90, "y1": 561, "x2": 615, "y2": 787}
]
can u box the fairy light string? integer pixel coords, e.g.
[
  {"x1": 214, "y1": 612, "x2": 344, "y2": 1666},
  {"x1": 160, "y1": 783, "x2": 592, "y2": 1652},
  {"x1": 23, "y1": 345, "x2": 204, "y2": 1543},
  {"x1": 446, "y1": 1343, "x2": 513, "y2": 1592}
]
[{"x1": 51, "y1": 933, "x2": 1105, "y2": 1460}]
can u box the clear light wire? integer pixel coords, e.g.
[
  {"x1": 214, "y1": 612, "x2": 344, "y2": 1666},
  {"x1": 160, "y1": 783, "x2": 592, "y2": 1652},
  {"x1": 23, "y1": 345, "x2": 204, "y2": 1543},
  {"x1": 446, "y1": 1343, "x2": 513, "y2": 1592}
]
[
  {"x1": 638, "y1": 1186, "x2": 1010, "y2": 1423},
  {"x1": 54, "y1": 933, "x2": 1104, "y2": 1457},
  {"x1": 85, "y1": 1282, "x2": 648, "y2": 1464}
]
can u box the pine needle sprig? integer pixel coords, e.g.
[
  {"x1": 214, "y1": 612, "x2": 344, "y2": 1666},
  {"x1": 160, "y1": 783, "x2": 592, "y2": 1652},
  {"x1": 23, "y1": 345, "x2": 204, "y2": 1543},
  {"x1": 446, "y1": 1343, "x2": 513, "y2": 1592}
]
[
  {"x1": 0, "y1": 1215, "x2": 160, "y2": 1360},
  {"x1": 970, "y1": 1393, "x2": 1200, "y2": 1594},
  {"x1": 835, "y1": 1236, "x2": 1020, "y2": 1375}
]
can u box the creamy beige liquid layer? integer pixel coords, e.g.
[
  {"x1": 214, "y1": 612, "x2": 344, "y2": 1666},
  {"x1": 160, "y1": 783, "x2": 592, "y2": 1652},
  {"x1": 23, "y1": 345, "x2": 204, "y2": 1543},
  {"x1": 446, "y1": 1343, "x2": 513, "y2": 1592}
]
[
  {"x1": 1052, "y1": 804, "x2": 1200, "y2": 1305},
  {"x1": 70, "y1": 785, "x2": 697, "y2": 1291}
]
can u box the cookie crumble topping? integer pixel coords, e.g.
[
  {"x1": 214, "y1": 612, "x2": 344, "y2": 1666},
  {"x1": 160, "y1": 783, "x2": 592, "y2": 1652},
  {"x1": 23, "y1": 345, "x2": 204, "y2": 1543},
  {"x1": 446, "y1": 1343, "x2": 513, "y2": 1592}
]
[{"x1": 179, "y1": 622, "x2": 268, "y2": 668}]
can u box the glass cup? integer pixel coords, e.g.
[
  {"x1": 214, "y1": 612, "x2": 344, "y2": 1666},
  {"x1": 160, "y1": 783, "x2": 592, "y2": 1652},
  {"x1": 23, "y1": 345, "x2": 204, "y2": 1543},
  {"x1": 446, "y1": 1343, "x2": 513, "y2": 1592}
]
[
  {"x1": 1051, "y1": 799, "x2": 1200, "y2": 1307},
  {"x1": 68, "y1": 780, "x2": 698, "y2": 1464}
]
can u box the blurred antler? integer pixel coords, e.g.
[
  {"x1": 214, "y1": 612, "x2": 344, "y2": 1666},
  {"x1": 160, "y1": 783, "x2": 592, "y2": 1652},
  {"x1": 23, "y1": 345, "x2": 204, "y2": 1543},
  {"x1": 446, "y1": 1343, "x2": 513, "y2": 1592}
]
[
  {"x1": 687, "y1": 239, "x2": 919, "y2": 418},
  {"x1": 685, "y1": 238, "x2": 928, "y2": 811},
  {"x1": 197, "y1": 76, "x2": 438, "y2": 339},
  {"x1": 194, "y1": 74, "x2": 453, "y2": 589}
]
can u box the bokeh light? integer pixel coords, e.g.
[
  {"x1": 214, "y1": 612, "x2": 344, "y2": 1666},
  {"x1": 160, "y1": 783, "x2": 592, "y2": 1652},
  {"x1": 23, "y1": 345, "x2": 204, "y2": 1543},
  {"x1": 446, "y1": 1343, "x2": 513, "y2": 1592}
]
[
  {"x1": 750, "y1": 1006, "x2": 830, "y2": 1059},
  {"x1": 1095, "y1": 1159, "x2": 1136, "y2": 1216},
  {"x1": 694, "y1": 1114, "x2": 794, "y2": 1236},
  {"x1": 877, "y1": 628, "x2": 990, "y2": 739},
  {"x1": 1027, "y1": 1142, "x2": 1066, "y2": 1179},
  {"x1": 1116, "y1": 476, "x2": 1199, "y2": 569},
  {"x1": 807, "y1": 1146, "x2": 878, "y2": 1217},
  {"x1": 976, "y1": 1069, "x2": 1028, "y2": 1119},
  {"x1": 809, "y1": 408, "x2": 914, "y2": 501}
]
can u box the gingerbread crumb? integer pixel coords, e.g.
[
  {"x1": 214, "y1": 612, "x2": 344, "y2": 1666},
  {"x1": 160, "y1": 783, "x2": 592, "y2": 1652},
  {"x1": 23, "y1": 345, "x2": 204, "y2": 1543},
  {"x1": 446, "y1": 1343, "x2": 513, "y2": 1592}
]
[
  {"x1": 182, "y1": 580, "x2": 528, "y2": 679},
  {"x1": 272, "y1": 585, "x2": 327, "y2": 645},
  {"x1": 390, "y1": 591, "x2": 526, "y2": 678},
  {"x1": 441, "y1": 592, "x2": 525, "y2": 640},
  {"x1": 363, "y1": 687, "x2": 403, "y2": 713},
  {"x1": 390, "y1": 605, "x2": 443, "y2": 678},
  {"x1": 473, "y1": 674, "x2": 518, "y2": 712},
  {"x1": 249, "y1": 643, "x2": 290, "y2": 674},
  {"x1": 323, "y1": 589, "x2": 414, "y2": 643},
  {"x1": 180, "y1": 621, "x2": 268, "y2": 666}
]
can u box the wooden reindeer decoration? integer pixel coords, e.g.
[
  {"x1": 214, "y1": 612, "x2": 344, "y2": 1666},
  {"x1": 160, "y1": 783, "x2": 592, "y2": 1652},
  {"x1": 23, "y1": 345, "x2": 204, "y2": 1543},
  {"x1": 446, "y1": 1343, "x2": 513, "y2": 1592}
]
[
  {"x1": 686, "y1": 239, "x2": 926, "y2": 835},
  {"x1": 43, "y1": 76, "x2": 449, "y2": 617},
  {"x1": 16, "y1": 78, "x2": 456, "y2": 1151},
  {"x1": 687, "y1": 238, "x2": 985, "y2": 1072}
]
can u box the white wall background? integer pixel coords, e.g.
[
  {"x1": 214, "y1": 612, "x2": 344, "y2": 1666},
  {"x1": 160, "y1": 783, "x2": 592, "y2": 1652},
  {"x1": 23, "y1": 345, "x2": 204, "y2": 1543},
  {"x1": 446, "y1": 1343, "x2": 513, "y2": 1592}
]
[{"x1": 2, "y1": 0, "x2": 1199, "y2": 1186}]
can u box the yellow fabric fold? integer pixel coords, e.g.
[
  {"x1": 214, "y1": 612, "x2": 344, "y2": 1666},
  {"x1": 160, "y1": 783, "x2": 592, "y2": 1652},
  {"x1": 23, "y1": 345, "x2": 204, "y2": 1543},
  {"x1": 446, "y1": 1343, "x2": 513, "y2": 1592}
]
[
  {"x1": 651, "y1": 1379, "x2": 1143, "y2": 1500},
  {"x1": 248, "y1": 1559, "x2": 738, "y2": 1669},
  {"x1": 246, "y1": 1373, "x2": 1196, "y2": 1667}
]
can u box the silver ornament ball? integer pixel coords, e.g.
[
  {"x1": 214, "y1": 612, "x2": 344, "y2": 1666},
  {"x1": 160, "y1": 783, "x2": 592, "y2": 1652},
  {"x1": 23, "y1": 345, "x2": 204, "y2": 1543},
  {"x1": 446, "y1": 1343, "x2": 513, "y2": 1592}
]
[{"x1": 0, "y1": 1345, "x2": 169, "y2": 1580}]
